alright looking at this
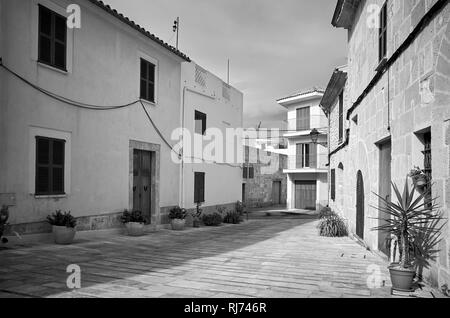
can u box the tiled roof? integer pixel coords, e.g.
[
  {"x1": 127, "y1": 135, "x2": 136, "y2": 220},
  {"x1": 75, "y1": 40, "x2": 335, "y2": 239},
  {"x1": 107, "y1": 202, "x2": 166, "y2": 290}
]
[
  {"x1": 277, "y1": 87, "x2": 325, "y2": 102},
  {"x1": 88, "y1": 0, "x2": 191, "y2": 62}
]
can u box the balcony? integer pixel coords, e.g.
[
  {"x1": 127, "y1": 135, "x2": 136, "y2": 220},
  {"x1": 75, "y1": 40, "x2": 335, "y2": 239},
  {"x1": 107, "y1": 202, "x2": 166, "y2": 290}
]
[
  {"x1": 284, "y1": 154, "x2": 329, "y2": 174},
  {"x1": 284, "y1": 117, "x2": 327, "y2": 138}
]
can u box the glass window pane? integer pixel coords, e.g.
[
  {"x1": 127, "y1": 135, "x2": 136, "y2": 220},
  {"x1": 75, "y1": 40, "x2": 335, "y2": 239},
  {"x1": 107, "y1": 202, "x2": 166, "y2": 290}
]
[
  {"x1": 37, "y1": 138, "x2": 50, "y2": 164},
  {"x1": 54, "y1": 15, "x2": 67, "y2": 42},
  {"x1": 39, "y1": 36, "x2": 52, "y2": 64},
  {"x1": 52, "y1": 167, "x2": 64, "y2": 193},
  {"x1": 53, "y1": 141, "x2": 64, "y2": 165},
  {"x1": 147, "y1": 83, "x2": 155, "y2": 102},
  {"x1": 140, "y1": 79, "x2": 147, "y2": 99},
  {"x1": 54, "y1": 42, "x2": 66, "y2": 69},
  {"x1": 141, "y1": 60, "x2": 147, "y2": 79},
  {"x1": 39, "y1": 7, "x2": 52, "y2": 36},
  {"x1": 36, "y1": 167, "x2": 49, "y2": 193},
  {"x1": 148, "y1": 63, "x2": 155, "y2": 82}
]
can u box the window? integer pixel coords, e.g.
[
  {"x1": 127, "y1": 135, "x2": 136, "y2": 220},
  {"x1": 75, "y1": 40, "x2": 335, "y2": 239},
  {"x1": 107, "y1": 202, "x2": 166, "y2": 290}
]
[
  {"x1": 331, "y1": 169, "x2": 336, "y2": 201},
  {"x1": 243, "y1": 165, "x2": 254, "y2": 179},
  {"x1": 296, "y1": 143, "x2": 317, "y2": 168},
  {"x1": 35, "y1": 136, "x2": 65, "y2": 195},
  {"x1": 338, "y1": 91, "x2": 344, "y2": 143},
  {"x1": 195, "y1": 111, "x2": 207, "y2": 135},
  {"x1": 38, "y1": 5, "x2": 67, "y2": 70},
  {"x1": 194, "y1": 172, "x2": 205, "y2": 203},
  {"x1": 423, "y1": 132, "x2": 432, "y2": 209},
  {"x1": 140, "y1": 58, "x2": 156, "y2": 103},
  {"x1": 379, "y1": 2, "x2": 388, "y2": 62},
  {"x1": 296, "y1": 107, "x2": 310, "y2": 131}
]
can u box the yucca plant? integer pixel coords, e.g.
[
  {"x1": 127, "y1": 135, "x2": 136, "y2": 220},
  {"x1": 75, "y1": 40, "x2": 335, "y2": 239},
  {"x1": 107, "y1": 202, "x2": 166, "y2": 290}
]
[{"x1": 371, "y1": 179, "x2": 445, "y2": 270}]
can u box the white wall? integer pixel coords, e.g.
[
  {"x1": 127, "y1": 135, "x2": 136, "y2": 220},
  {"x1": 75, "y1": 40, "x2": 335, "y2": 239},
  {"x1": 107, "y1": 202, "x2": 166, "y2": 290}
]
[
  {"x1": 0, "y1": 0, "x2": 185, "y2": 224},
  {"x1": 180, "y1": 62, "x2": 244, "y2": 210}
]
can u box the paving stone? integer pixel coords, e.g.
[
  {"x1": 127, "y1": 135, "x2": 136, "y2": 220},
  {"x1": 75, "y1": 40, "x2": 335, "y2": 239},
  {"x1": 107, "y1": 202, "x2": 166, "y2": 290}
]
[{"x1": 0, "y1": 212, "x2": 441, "y2": 298}]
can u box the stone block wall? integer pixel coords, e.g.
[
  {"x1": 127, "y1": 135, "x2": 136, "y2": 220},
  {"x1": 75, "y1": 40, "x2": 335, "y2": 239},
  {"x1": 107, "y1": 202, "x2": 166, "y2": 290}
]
[
  {"x1": 329, "y1": 0, "x2": 450, "y2": 288},
  {"x1": 244, "y1": 146, "x2": 287, "y2": 208}
]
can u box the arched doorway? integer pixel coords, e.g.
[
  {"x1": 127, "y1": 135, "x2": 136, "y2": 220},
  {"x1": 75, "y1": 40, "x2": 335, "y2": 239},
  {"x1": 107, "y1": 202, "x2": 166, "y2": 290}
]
[{"x1": 356, "y1": 171, "x2": 365, "y2": 239}]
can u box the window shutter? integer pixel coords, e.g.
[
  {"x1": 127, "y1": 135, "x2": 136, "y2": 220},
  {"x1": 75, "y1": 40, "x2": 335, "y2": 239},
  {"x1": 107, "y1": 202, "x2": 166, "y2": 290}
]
[
  {"x1": 296, "y1": 144, "x2": 303, "y2": 169},
  {"x1": 331, "y1": 169, "x2": 336, "y2": 201},
  {"x1": 200, "y1": 173, "x2": 205, "y2": 203},
  {"x1": 309, "y1": 143, "x2": 317, "y2": 168}
]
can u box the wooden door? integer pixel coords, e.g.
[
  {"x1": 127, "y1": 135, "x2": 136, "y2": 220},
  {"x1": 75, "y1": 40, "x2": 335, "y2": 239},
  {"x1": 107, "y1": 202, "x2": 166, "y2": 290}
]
[
  {"x1": 272, "y1": 181, "x2": 281, "y2": 205},
  {"x1": 133, "y1": 149, "x2": 152, "y2": 222},
  {"x1": 356, "y1": 171, "x2": 365, "y2": 239},
  {"x1": 295, "y1": 181, "x2": 316, "y2": 210}
]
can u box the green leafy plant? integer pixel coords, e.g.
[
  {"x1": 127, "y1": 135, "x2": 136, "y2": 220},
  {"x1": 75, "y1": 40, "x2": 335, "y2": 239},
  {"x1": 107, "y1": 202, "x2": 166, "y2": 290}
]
[
  {"x1": 235, "y1": 201, "x2": 245, "y2": 216},
  {"x1": 318, "y1": 206, "x2": 334, "y2": 219},
  {"x1": 46, "y1": 210, "x2": 77, "y2": 228},
  {"x1": 120, "y1": 210, "x2": 148, "y2": 224},
  {"x1": 408, "y1": 166, "x2": 424, "y2": 178},
  {"x1": 0, "y1": 206, "x2": 10, "y2": 243},
  {"x1": 169, "y1": 206, "x2": 187, "y2": 220},
  {"x1": 223, "y1": 211, "x2": 243, "y2": 224},
  {"x1": 318, "y1": 213, "x2": 348, "y2": 237},
  {"x1": 371, "y1": 179, "x2": 445, "y2": 271},
  {"x1": 202, "y1": 213, "x2": 223, "y2": 226}
]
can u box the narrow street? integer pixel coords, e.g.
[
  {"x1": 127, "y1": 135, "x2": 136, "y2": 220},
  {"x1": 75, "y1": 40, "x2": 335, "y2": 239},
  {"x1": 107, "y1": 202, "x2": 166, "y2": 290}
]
[{"x1": 0, "y1": 211, "x2": 439, "y2": 298}]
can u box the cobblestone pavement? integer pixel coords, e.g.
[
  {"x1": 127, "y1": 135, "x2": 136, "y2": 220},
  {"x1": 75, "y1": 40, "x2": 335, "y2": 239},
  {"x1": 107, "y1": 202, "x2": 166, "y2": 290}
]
[{"x1": 0, "y1": 213, "x2": 441, "y2": 298}]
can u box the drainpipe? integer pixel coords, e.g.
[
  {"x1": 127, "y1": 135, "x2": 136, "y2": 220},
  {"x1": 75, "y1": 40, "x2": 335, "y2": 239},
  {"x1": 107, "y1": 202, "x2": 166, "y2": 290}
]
[{"x1": 327, "y1": 113, "x2": 331, "y2": 206}]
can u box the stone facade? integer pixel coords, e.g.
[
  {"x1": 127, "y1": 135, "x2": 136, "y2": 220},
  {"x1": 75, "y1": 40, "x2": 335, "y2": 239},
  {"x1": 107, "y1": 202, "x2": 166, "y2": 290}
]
[
  {"x1": 327, "y1": 0, "x2": 450, "y2": 288},
  {"x1": 243, "y1": 146, "x2": 287, "y2": 208}
]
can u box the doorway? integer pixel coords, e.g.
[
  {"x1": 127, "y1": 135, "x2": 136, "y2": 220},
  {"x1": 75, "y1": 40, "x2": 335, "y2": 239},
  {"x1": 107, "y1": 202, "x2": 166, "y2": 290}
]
[
  {"x1": 272, "y1": 181, "x2": 282, "y2": 205},
  {"x1": 356, "y1": 171, "x2": 365, "y2": 239},
  {"x1": 133, "y1": 149, "x2": 152, "y2": 222},
  {"x1": 295, "y1": 181, "x2": 316, "y2": 210},
  {"x1": 378, "y1": 139, "x2": 392, "y2": 255}
]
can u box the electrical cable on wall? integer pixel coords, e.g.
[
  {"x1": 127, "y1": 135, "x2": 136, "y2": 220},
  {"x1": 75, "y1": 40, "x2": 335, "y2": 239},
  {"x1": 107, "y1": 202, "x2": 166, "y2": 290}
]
[{"x1": 0, "y1": 58, "x2": 243, "y2": 169}]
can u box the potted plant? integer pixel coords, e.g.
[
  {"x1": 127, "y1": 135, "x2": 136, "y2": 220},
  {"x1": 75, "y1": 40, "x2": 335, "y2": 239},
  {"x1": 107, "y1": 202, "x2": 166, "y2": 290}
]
[
  {"x1": 169, "y1": 206, "x2": 187, "y2": 231},
  {"x1": 0, "y1": 205, "x2": 10, "y2": 244},
  {"x1": 121, "y1": 210, "x2": 147, "y2": 236},
  {"x1": 46, "y1": 210, "x2": 77, "y2": 245},
  {"x1": 192, "y1": 202, "x2": 203, "y2": 228},
  {"x1": 408, "y1": 166, "x2": 428, "y2": 187},
  {"x1": 372, "y1": 179, "x2": 444, "y2": 292}
]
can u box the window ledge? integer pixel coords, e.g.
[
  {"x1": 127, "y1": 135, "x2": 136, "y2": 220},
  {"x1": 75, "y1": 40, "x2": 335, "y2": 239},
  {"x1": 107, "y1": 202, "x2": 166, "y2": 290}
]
[
  {"x1": 141, "y1": 99, "x2": 157, "y2": 107},
  {"x1": 37, "y1": 61, "x2": 68, "y2": 75},
  {"x1": 34, "y1": 194, "x2": 67, "y2": 199}
]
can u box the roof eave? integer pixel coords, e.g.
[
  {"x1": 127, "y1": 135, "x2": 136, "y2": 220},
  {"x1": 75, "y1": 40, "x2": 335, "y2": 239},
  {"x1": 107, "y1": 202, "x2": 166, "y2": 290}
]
[
  {"x1": 277, "y1": 91, "x2": 324, "y2": 108},
  {"x1": 331, "y1": 0, "x2": 361, "y2": 29},
  {"x1": 87, "y1": 0, "x2": 191, "y2": 62},
  {"x1": 320, "y1": 69, "x2": 347, "y2": 114}
]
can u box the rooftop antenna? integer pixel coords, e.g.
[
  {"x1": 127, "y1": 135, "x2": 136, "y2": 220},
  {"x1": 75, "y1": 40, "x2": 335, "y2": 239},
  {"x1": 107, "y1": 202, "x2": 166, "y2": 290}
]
[{"x1": 173, "y1": 17, "x2": 179, "y2": 50}]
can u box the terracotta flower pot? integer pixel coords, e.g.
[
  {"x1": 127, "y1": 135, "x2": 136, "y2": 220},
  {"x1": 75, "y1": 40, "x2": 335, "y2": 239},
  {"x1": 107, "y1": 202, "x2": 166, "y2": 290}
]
[
  {"x1": 52, "y1": 225, "x2": 76, "y2": 245},
  {"x1": 171, "y1": 219, "x2": 186, "y2": 231},
  {"x1": 388, "y1": 264, "x2": 416, "y2": 292},
  {"x1": 125, "y1": 222, "x2": 145, "y2": 236}
]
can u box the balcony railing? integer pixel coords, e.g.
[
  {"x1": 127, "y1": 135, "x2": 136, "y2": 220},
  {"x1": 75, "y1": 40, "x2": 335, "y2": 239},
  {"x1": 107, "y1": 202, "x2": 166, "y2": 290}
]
[
  {"x1": 285, "y1": 117, "x2": 327, "y2": 133},
  {"x1": 285, "y1": 154, "x2": 329, "y2": 171}
]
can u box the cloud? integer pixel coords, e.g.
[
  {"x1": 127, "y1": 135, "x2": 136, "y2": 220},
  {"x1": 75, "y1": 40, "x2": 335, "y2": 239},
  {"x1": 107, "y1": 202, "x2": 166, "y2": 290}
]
[{"x1": 103, "y1": 0, "x2": 347, "y2": 129}]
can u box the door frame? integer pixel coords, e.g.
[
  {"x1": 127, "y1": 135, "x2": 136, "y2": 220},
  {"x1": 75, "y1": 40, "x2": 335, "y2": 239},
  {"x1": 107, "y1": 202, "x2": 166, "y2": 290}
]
[
  {"x1": 294, "y1": 180, "x2": 317, "y2": 210},
  {"x1": 129, "y1": 140, "x2": 161, "y2": 225},
  {"x1": 272, "y1": 180, "x2": 282, "y2": 205}
]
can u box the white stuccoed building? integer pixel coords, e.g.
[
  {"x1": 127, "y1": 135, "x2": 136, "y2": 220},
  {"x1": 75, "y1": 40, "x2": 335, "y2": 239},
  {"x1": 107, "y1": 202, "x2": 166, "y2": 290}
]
[{"x1": 277, "y1": 88, "x2": 329, "y2": 211}]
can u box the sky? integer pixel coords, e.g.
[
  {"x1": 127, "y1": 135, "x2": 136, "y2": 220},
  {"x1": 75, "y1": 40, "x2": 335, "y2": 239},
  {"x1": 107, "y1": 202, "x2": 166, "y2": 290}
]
[{"x1": 102, "y1": 0, "x2": 348, "y2": 129}]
